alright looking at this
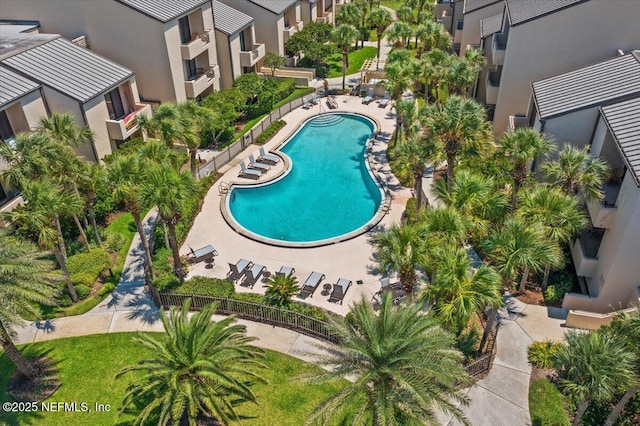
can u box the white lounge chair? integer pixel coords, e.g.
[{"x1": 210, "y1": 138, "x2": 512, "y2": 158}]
[
  {"x1": 378, "y1": 91, "x2": 390, "y2": 108},
  {"x1": 258, "y1": 146, "x2": 280, "y2": 165},
  {"x1": 248, "y1": 154, "x2": 270, "y2": 171},
  {"x1": 242, "y1": 263, "x2": 267, "y2": 288},
  {"x1": 277, "y1": 265, "x2": 295, "y2": 276},
  {"x1": 328, "y1": 278, "x2": 352, "y2": 304},
  {"x1": 362, "y1": 87, "x2": 374, "y2": 104},
  {"x1": 239, "y1": 161, "x2": 262, "y2": 179},
  {"x1": 227, "y1": 258, "x2": 253, "y2": 281},
  {"x1": 299, "y1": 271, "x2": 325, "y2": 298}
]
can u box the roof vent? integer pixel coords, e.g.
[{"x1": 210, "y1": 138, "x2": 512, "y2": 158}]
[{"x1": 616, "y1": 49, "x2": 625, "y2": 56}]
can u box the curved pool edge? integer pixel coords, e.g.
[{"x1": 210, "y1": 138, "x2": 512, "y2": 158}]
[{"x1": 220, "y1": 112, "x2": 390, "y2": 249}]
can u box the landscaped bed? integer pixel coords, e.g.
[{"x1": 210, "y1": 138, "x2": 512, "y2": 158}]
[{"x1": 0, "y1": 333, "x2": 349, "y2": 426}]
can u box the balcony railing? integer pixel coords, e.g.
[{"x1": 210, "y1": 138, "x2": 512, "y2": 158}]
[
  {"x1": 508, "y1": 114, "x2": 529, "y2": 130},
  {"x1": 105, "y1": 103, "x2": 152, "y2": 141},
  {"x1": 239, "y1": 43, "x2": 265, "y2": 68},
  {"x1": 584, "y1": 181, "x2": 620, "y2": 228},
  {"x1": 491, "y1": 32, "x2": 507, "y2": 65},
  {"x1": 184, "y1": 65, "x2": 218, "y2": 98},
  {"x1": 485, "y1": 70, "x2": 501, "y2": 104},
  {"x1": 283, "y1": 21, "x2": 302, "y2": 43},
  {"x1": 571, "y1": 229, "x2": 604, "y2": 277},
  {"x1": 180, "y1": 29, "x2": 212, "y2": 60},
  {"x1": 316, "y1": 11, "x2": 333, "y2": 24}
]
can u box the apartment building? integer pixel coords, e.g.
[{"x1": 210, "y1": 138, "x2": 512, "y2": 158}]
[
  {"x1": 300, "y1": 0, "x2": 335, "y2": 25},
  {"x1": 473, "y1": 10, "x2": 503, "y2": 104},
  {"x1": 0, "y1": 32, "x2": 149, "y2": 162},
  {"x1": 437, "y1": 0, "x2": 463, "y2": 44},
  {"x1": 211, "y1": 0, "x2": 265, "y2": 88},
  {"x1": 477, "y1": 0, "x2": 640, "y2": 135},
  {"x1": 218, "y1": 0, "x2": 302, "y2": 58},
  {"x1": 458, "y1": 0, "x2": 503, "y2": 56},
  {"x1": 0, "y1": 0, "x2": 221, "y2": 102}
]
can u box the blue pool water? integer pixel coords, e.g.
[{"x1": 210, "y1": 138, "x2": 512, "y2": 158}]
[{"x1": 227, "y1": 113, "x2": 381, "y2": 243}]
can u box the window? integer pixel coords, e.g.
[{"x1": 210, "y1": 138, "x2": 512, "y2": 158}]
[
  {"x1": 178, "y1": 16, "x2": 191, "y2": 44},
  {"x1": 239, "y1": 30, "x2": 247, "y2": 51},
  {"x1": 0, "y1": 110, "x2": 14, "y2": 143},
  {"x1": 185, "y1": 59, "x2": 198, "y2": 80},
  {"x1": 104, "y1": 88, "x2": 126, "y2": 120}
]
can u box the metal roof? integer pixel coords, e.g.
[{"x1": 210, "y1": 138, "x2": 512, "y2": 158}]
[
  {"x1": 480, "y1": 12, "x2": 504, "y2": 38},
  {"x1": 505, "y1": 0, "x2": 587, "y2": 26},
  {"x1": 0, "y1": 66, "x2": 40, "y2": 108},
  {"x1": 115, "y1": 0, "x2": 210, "y2": 23},
  {"x1": 601, "y1": 97, "x2": 640, "y2": 187},
  {"x1": 211, "y1": 0, "x2": 254, "y2": 35},
  {"x1": 532, "y1": 53, "x2": 640, "y2": 120},
  {"x1": 247, "y1": 0, "x2": 299, "y2": 15},
  {"x1": 2, "y1": 37, "x2": 134, "y2": 104},
  {"x1": 464, "y1": 0, "x2": 502, "y2": 14}
]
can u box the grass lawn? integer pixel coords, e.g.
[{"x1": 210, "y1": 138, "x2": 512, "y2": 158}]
[
  {"x1": 327, "y1": 46, "x2": 377, "y2": 78},
  {"x1": 0, "y1": 333, "x2": 350, "y2": 426},
  {"x1": 380, "y1": 0, "x2": 404, "y2": 10},
  {"x1": 529, "y1": 378, "x2": 570, "y2": 426}
]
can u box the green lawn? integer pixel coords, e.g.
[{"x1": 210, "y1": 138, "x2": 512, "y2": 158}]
[
  {"x1": 0, "y1": 333, "x2": 349, "y2": 426},
  {"x1": 529, "y1": 378, "x2": 570, "y2": 426},
  {"x1": 327, "y1": 46, "x2": 377, "y2": 78},
  {"x1": 380, "y1": 0, "x2": 403, "y2": 10}
]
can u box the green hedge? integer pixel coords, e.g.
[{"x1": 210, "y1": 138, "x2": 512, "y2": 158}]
[
  {"x1": 67, "y1": 248, "x2": 111, "y2": 287},
  {"x1": 255, "y1": 120, "x2": 286, "y2": 145},
  {"x1": 528, "y1": 340, "x2": 563, "y2": 369}
]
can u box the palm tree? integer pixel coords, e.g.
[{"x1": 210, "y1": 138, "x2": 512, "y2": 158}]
[
  {"x1": 396, "y1": 4, "x2": 414, "y2": 25},
  {"x1": 107, "y1": 154, "x2": 155, "y2": 282},
  {"x1": 543, "y1": 144, "x2": 609, "y2": 201},
  {"x1": 178, "y1": 101, "x2": 217, "y2": 177},
  {"x1": 386, "y1": 21, "x2": 413, "y2": 49},
  {"x1": 517, "y1": 185, "x2": 588, "y2": 289},
  {"x1": 366, "y1": 8, "x2": 392, "y2": 60},
  {"x1": 554, "y1": 329, "x2": 637, "y2": 426},
  {"x1": 422, "y1": 247, "x2": 503, "y2": 335},
  {"x1": 332, "y1": 25, "x2": 360, "y2": 90},
  {"x1": 335, "y1": 2, "x2": 362, "y2": 49},
  {"x1": 78, "y1": 162, "x2": 106, "y2": 245},
  {"x1": 264, "y1": 273, "x2": 300, "y2": 307},
  {"x1": 139, "y1": 103, "x2": 181, "y2": 147},
  {"x1": 371, "y1": 223, "x2": 428, "y2": 298},
  {"x1": 0, "y1": 232, "x2": 60, "y2": 378},
  {"x1": 392, "y1": 137, "x2": 432, "y2": 208},
  {"x1": 419, "y1": 206, "x2": 467, "y2": 247},
  {"x1": 303, "y1": 293, "x2": 473, "y2": 425},
  {"x1": 383, "y1": 61, "x2": 412, "y2": 142},
  {"x1": 445, "y1": 56, "x2": 481, "y2": 97},
  {"x1": 422, "y1": 96, "x2": 493, "y2": 191},
  {"x1": 116, "y1": 300, "x2": 266, "y2": 425},
  {"x1": 499, "y1": 128, "x2": 554, "y2": 211},
  {"x1": 483, "y1": 217, "x2": 562, "y2": 293},
  {"x1": 415, "y1": 21, "x2": 451, "y2": 57},
  {"x1": 394, "y1": 98, "x2": 419, "y2": 142},
  {"x1": 140, "y1": 164, "x2": 197, "y2": 280}
]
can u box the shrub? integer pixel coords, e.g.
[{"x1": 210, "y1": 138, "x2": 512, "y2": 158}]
[
  {"x1": 171, "y1": 276, "x2": 234, "y2": 297},
  {"x1": 104, "y1": 232, "x2": 126, "y2": 253},
  {"x1": 98, "y1": 282, "x2": 116, "y2": 297},
  {"x1": 403, "y1": 197, "x2": 418, "y2": 224},
  {"x1": 544, "y1": 275, "x2": 574, "y2": 304},
  {"x1": 75, "y1": 284, "x2": 91, "y2": 300},
  {"x1": 255, "y1": 120, "x2": 286, "y2": 145},
  {"x1": 456, "y1": 324, "x2": 481, "y2": 359},
  {"x1": 67, "y1": 248, "x2": 111, "y2": 288},
  {"x1": 152, "y1": 247, "x2": 174, "y2": 276},
  {"x1": 59, "y1": 294, "x2": 73, "y2": 307},
  {"x1": 528, "y1": 340, "x2": 563, "y2": 369},
  {"x1": 154, "y1": 273, "x2": 180, "y2": 292}
]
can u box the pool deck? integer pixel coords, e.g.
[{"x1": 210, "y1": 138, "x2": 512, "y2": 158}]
[{"x1": 181, "y1": 95, "x2": 428, "y2": 316}]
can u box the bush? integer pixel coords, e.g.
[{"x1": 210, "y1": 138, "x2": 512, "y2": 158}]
[
  {"x1": 98, "y1": 282, "x2": 116, "y2": 297},
  {"x1": 67, "y1": 248, "x2": 111, "y2": 287},
  {"x1": 255, "y1": 120, "x2": 286, "y2": 145},
  {"x1": 544, "y1": 276, "x2": 573, "y2": 304},
  {"x1": 528, "y1": 340, "x2": 563, "y2": 369},
  {"x1": 59, "y1": 294, "x2": 73, "y2": 307},
  {"x1": 152, "y1": 247, "x2": 174, "y2": 276},
  {"x1": 104, "y1": 232, "x2": 126, "y2": 253},
  {"x1": 457, "y1": 324, "x2": 481, "y2": 359},
  {"x1": 154, "y1": 273, "x2": 181, "y2": 292},
  {"x1": 74, "y1": 284, "x2": 91, "y2": 300},
  {"x1": 403, "y1": 197, "x2": 418, "y2": 224},
  {"x1": 170, "y1": 276, "x2": 235, "y2": 297}
]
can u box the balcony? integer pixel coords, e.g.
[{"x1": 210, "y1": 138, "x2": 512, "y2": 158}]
[
  {"x1": 180, "y1": 30, "x2": 212, "y2": 60},
  {"x1": 453, "y1": 20, "x2": 463, "y2": 44},
  {"x1": 508, "y1": 114, "x2": 529, "y2": 130},
  {"x1": 585, "y1": 181, "x2": 620, "y2": 228},
  {"x1": 485, "y1": 70, "x2": 501, "y2": 104},
  {"x1": 184, "y1": 65, "x2": 218, "y2": 98},
  {"x1": 239, "y1": 43, "x2": 266, "y2": 68},
  {"x1": 491, "y1": 32, "x2": 507, "y2": 65},
  {"x1": 283, "y1": 22, "x2": 302, "y2": 43},
  {"x1": 316, "y1": 11, "x2": 333, "y2": 24},
  {"x1": 105, "y1": 103, "x2": 152, "y2": 141},
  {"x1": 571, "y1": 229, "x2": 604, "y2": 277}
]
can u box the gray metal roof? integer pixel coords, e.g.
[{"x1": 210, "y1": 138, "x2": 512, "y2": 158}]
[
  {"x1": 211, "y1": 0, "x2": 254, "y2": 35},
  {"x1": 0, "y1": 66, "x2": 40, "y2": 108},
  {"x1": 601, "y1": 97, "x2": 640, "y2": 187},
  {"x1": 1, "y1": 37, "x2": 134, "y2": 104},
  {"x1": 115, "y1": 0, "x2": 210, "y2": 23},
  {"x1": 464, "y1": 0, "x2": 502, "y2": 14},
  {"x1": 480, "y1": 12, "x2": 503, "y2": 38},
  {"x1": 505, "y1": 0, "x2": 587, "y2": 26},
  {"x1": 532, "y1": 53, "x2": 640, "y2": 120},
  {"x1": 248, "y1": 0, "x2": 299, "y2": 14}
]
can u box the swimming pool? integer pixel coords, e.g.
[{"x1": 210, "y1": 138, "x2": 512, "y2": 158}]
[{"x1": 225, "y1": 113, "x2": 384, "y2": 246}]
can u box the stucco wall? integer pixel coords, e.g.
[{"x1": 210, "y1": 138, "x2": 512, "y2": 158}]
[
  {"x1": 83, "y1": 95, "x2": 114, "y2": 161},
  {"x1": 459, "y1": 2, "x2": 504, "y2": 56},
  {"x1": 215, "y1": 30, "x2": 236, "y2": 89},
  {"x1": 492, "y1": 0, "x2": 640, "y2": 135},
  {"x1": 2, "y1": 90, "x2": 48, "y2": 132},
  {"x1": 540, "y1": 108, "x2": 600, "y2": 150}
]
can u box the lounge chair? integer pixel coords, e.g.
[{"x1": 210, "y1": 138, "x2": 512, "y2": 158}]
[
  {"x1": 187, "y1": 244, "x2": 218, "y2": 264},
  {"x1": 380, "y1": 277, "x2": 402, "y2": 291},
  {"x1": 248, "y1": 154, "x2": 270, "y2": 172},
  {"x1": 301, "y1": 96, "x2": 312, "y2": 109},
  {"x1": 258, "y1": 146, "x2": 280, "y2": 165},
  {"x1": 277, "y1": 265, "x2": 295, "y2": 277},
  {"x1": 239, "y1": 161, "x2": 262, "y2": 179},
  {"x1": 298, "y1": 271, "x2": 325, "y2": 298},
  {"x1": 227, "y1": 258, "x2": 253, "y2": 282},
  {"x1": 328, "y1": 278, "x2": 352, "y2": 304},
  {"x1": 362, "y1": 87, "x2": 374, "y2": 104},
  {"x1": 242, "y1": 263, "x2": 267, "y2": 288},
  {"x1": 378, "y1": 92, "x2": 391, "y2": 108},
  {"x1": 311, "y1": 93, "x2": 319, "y2": 105},
  {"x1": 326, "y1": 96, "x2": 338, "y2": 109}
]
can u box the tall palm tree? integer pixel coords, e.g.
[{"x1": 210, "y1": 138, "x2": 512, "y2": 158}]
[
  {"x1": 116, "y1": 300, "x2": 266, "y2": 425},
  {"x1": 39, "y1": 112, "x2": 93, "y2": 150},
  {"x1": 396, "y1": 4, "x2": 414, "y2": 25},
  {"x1": 394, "y1": 98, "x2": 419, "y2": 142},
  {"x1": 0, "y1": 232, "x2": 60, "y2": 378},
  {"x1": 383, "y1": 60, "x2": 412, "y2": 142},
  {"x1": 386, "y1": 21, "x2": 413, "y2": 49},
  {"x1": 78, "y1": 162, "x2": 106, "y2": 245},
  {"x1": 264, "y1": 273, "x2": 300, "y2": 307},
  {"x1": 371, "y1": 223, "x2": 428, "y2": 298},
  {"x1": 517, "y1": 185, "x2": 588, "y2": 289},
  {"x1": 483, "y1": 217, "x2": 562, "y2": 293},
  {"x1": 419, "y1": 206, "x2": 467, "y2": 247},
  {"x1": 304, "y1": 293, "x2": 473, "y2": 425},
  {"x1": 177, "y1": 101, "x2": 216, "y2": 177},
  {"x1": 366, "y1": 8, "x2": 392, "y2": 59},
  {"x1": 392, "y1": 137, "x2": 432, "y2": 208},
  {"x1": 543, "y1": 144, "x2": 609, "y2": 201},
  {"x1": 554, "y1": 329, "x2": 637, "y2": 426},
  {"x1": 332, "y1": 25, "x2": 360, "y2": 90},
  {"x1": 335, "y1": 2, "x2": 362, "y2": 49},
  {"x1": 140, "y1": 164, "x2": 197, "y2": 280},
  {"x1": 499, "y1": 128, "x2": 554, "y2": 211},
  {"x1": 421, "y1": 247, "x2": 503, "y2": 335},
  {"x1": 139, "y1": 103, "x2": 181, "y2": 147},
  {"x1": 415, "y1": 21, "x2": 451, "y2": 57},
  {"x1": 107, "y1": 154, "x2": 155, "y2": 282},
  {"x1": 445, "y1": 56, "x2": 481, "y2": 97},
  {"x1": 422, "y1": 96, "x2": 493, "y2": 191}
]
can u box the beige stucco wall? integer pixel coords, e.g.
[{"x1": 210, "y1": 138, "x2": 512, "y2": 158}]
[
  {"x1": 1, "y1": 90, "x2": 48, "y2": 133},
  {"x1": 215, "y1": 30, "x2": 234, "y2": 89},
  {"x1": 492, "y1": 0, "x2": 640, "y2": 135},
  {"x1": 82, "y1": 95, "x2": 113, "y2": 161},
  {"x1": 459, "y1": 2, "x2": 504, "y2": 56}
]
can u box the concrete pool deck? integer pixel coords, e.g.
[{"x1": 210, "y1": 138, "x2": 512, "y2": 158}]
[{"x1": 181, "y1": 95, "x2": 426, "y2": 316}]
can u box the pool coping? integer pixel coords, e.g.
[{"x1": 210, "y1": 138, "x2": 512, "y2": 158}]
[{"x1": 219, "y1": 111, "x2": 390, "y2": 249}]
